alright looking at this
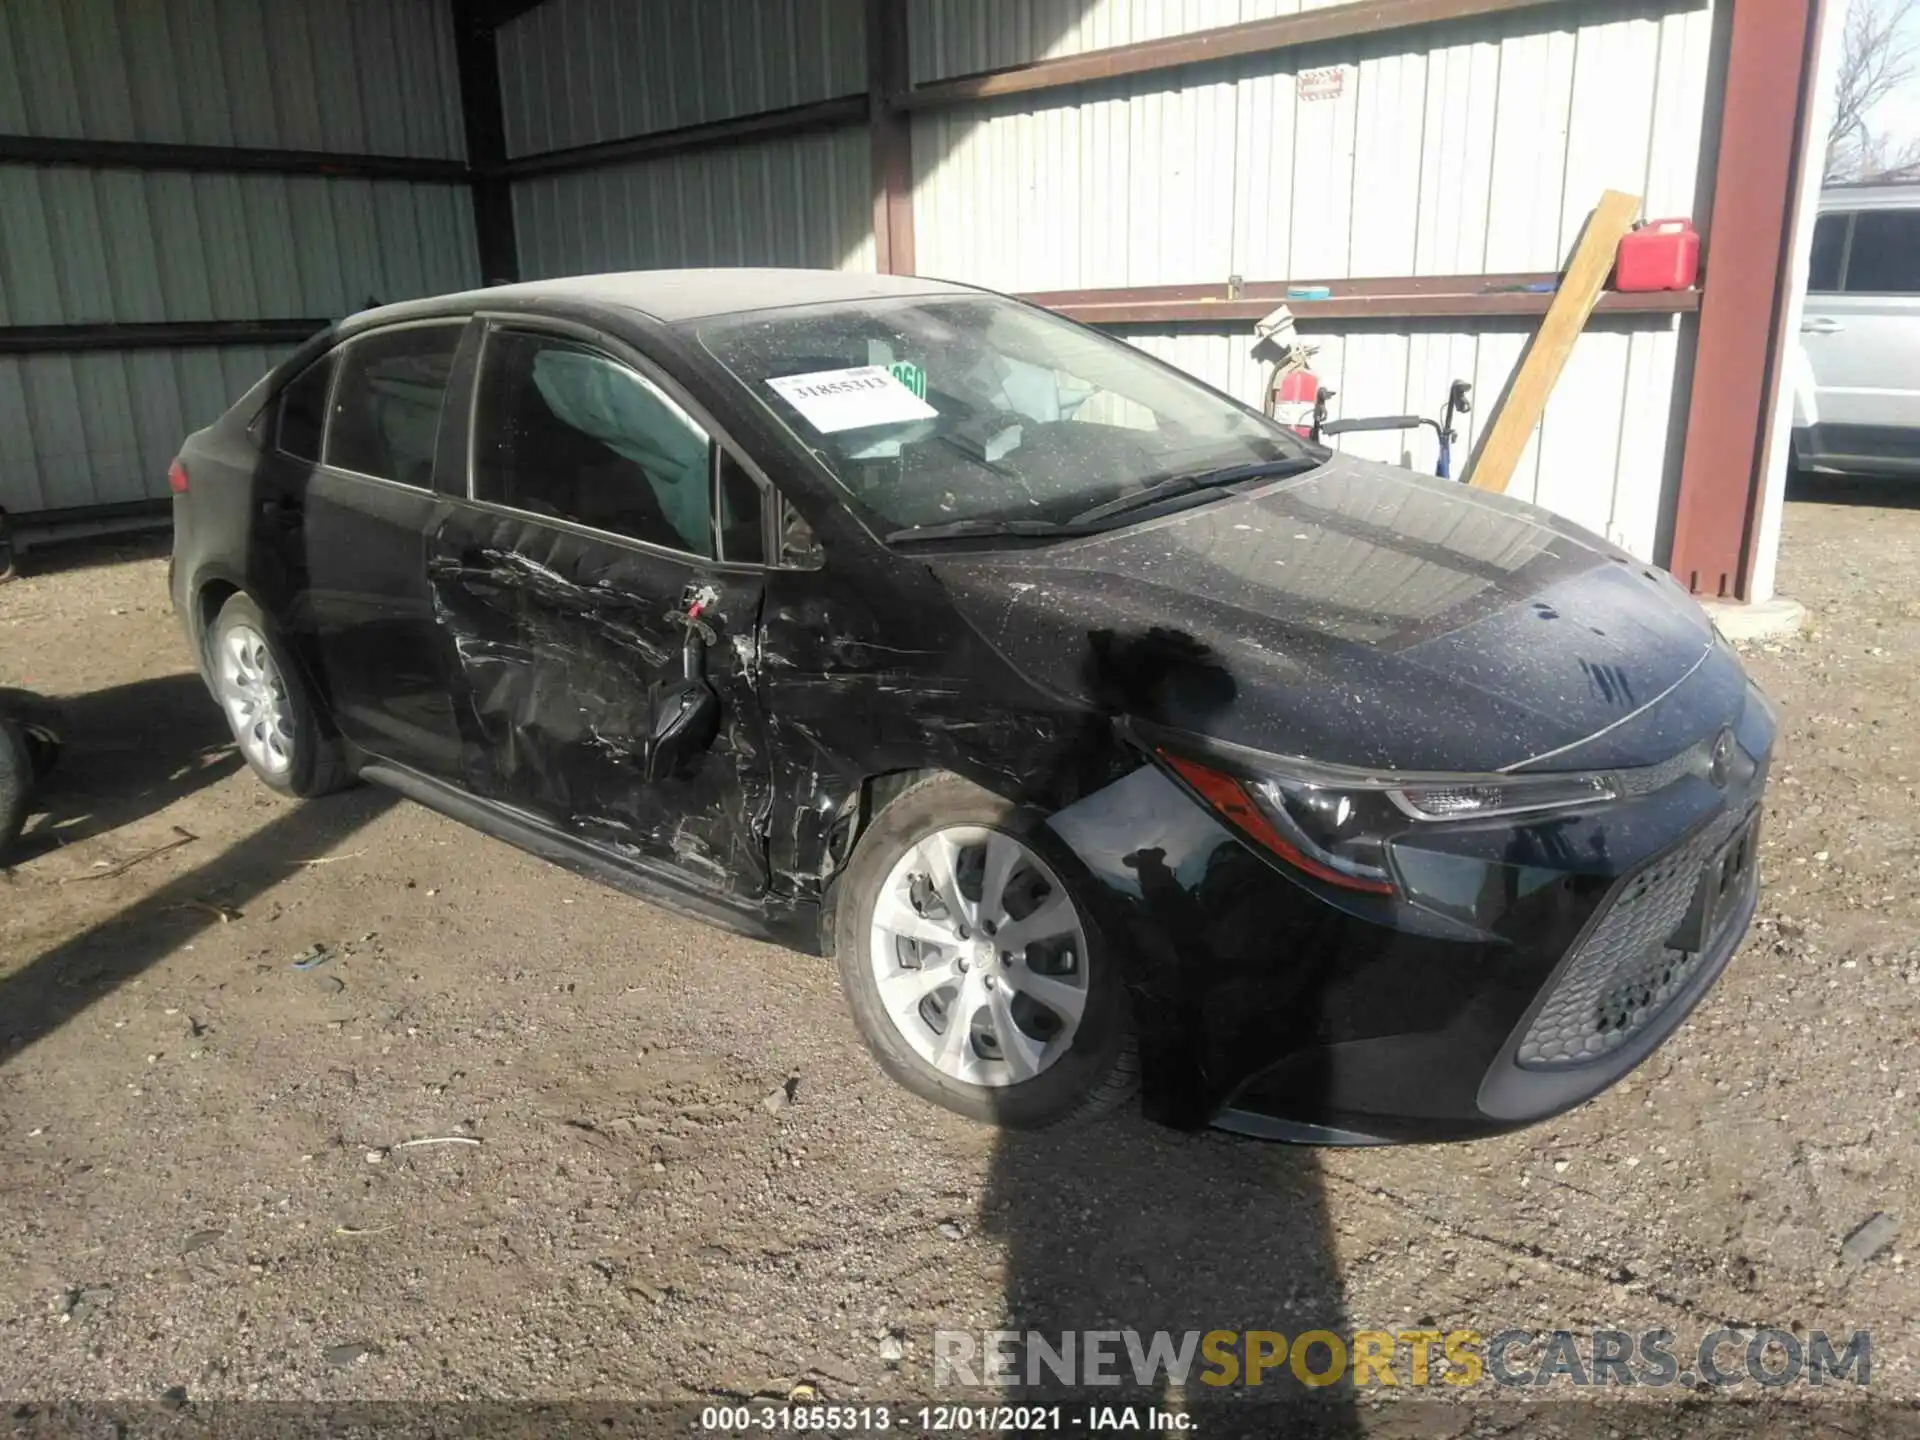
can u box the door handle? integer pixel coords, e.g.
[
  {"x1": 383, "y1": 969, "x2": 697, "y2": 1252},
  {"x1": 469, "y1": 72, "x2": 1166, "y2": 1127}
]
[{"x1": 1801, "y1": 318, "x2": 1844, "y2": 334}]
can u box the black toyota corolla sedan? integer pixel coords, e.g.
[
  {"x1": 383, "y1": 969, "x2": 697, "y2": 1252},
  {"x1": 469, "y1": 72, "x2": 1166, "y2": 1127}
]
[{"x1": 169, "y1": 269, "x2": 1771, "y2": 1143}]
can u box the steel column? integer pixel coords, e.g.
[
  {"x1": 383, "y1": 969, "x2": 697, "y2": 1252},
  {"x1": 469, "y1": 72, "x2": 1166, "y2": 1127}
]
[
  {"x1": 1669, "y1": 0, "x2": 1829, "y2": 598},
  {"x1": 868, "y1": 0, "x2": 916, "y2": 275}
]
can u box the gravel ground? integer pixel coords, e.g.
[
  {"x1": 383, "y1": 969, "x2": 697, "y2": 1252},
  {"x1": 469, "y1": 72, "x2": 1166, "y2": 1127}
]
[{"x1": 1, "y1": 487, "x2": 1915, "y2": 1434}]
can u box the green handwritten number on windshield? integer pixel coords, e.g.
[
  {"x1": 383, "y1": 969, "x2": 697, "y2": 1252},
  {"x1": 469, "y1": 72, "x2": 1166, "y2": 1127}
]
[{"x1": 888, "y1": 361, "x2": 927, "y2": 399}]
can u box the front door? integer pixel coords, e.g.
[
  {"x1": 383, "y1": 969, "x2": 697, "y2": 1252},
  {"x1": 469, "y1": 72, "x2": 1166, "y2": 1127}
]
[{"x1": 425, "y1": 321, "x2": 774, "y2": 897}]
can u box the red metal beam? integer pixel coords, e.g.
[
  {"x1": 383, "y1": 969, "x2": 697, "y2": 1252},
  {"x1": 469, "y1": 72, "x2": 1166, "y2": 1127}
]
[
  {"x1": 868, "y1": 0, "x2": 916, "y2": 274},
  {"x1": 1669, "y1": 0, "x2": 1829, "y2": 599},
  {"x1": 1024, "y1": 275, "x2": 1699, "y2": 325},
  {"x1": 896, "y1": 0, "x2": 1569, "y2": 110}
]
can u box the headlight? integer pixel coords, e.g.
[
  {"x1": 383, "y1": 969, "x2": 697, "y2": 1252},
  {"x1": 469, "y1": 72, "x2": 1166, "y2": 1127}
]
[
  {"x1": 1156, "y1": 747, "x2": 1619, "y2": 895},
  {"x1": 1388, "y1": 773, "x2": 1619, "y2": 820}
]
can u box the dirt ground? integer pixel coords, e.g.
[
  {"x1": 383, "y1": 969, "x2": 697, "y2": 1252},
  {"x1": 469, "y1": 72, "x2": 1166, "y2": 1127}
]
[{"x1": 1, "y1": 484, "x2": 1915, "y2": 1433}]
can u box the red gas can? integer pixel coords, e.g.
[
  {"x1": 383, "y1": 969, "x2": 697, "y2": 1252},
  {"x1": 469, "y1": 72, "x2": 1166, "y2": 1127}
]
[{"x1": 1614, "y1": 218, "x2": 1700, "y2": 292}]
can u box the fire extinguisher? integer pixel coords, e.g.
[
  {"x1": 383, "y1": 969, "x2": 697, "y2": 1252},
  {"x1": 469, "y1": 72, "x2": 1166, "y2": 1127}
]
[
  {"x1": 1269, "y1": 365, "x2": 1322, "y2": 438},
  {"x1": 1252, "y1": 304, "x2": 1320, "y2": 438}
]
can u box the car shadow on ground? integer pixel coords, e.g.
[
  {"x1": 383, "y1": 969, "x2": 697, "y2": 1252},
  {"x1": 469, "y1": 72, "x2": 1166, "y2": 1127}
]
[
  {"x1": 0, "y1": 787, "x2": 393, "y2": 1064},
  {"x1": 972, "y1": 621, "x2": 1362, "y2": 1434},
  {"x1": 984, "y1": 1123, "x2": 1360, "y2": 1435},
  {"x1": 3, "y1": 673, "x2": 244, "y2": 865},
  {"x1": 0, "y1": 526, "x2": 172, "y2": 583}
]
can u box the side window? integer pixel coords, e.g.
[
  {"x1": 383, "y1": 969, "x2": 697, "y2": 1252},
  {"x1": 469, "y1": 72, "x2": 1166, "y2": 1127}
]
[
  {"x1": 324, "y1": 325, "x2": 462, "y2": 486},
  {"x1": 1807, "y1": 214, "x2": 1847, "y2": 294},
  {"x1": 276, "y1": 351, "x2": 337, "y2": 462},
  {"x1": 717, "y1": 452, "x2": 766, "y2": 564},
  {"x1": 1843, "y1": 210, "x2": 1920, "y2": 294},
  {"x1": 780, "y1": 496, "x2": 825, "y2": 568},
  {"x1": 473, "y1": 328, "x2": 714, "y2": 557}
]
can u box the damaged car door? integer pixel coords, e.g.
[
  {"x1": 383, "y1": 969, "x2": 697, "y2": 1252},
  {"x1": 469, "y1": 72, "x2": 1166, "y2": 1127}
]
[{"x1": 426, "y1": 320, "x2": 774, "y2": 897}]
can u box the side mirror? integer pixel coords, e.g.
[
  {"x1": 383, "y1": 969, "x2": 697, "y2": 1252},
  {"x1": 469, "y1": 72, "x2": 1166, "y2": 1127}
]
[{"x1": 642, "y1": 678, "x2": 720, "y2": 782}]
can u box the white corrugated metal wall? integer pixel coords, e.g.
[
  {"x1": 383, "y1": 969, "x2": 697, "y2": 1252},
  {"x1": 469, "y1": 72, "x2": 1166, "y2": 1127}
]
[
  {"x1": 497, "y1": 0, "x2": 876, "y2": 276},
  {"x1": 0, "y1": 0, "x2": 479, "y2": 518},
  {"x1": 510, "y1": 130, "x2": 878, "y2": 279},
  {"x1": 909, "y1": 0, "x2": 1717, "y2": 558},
  {"x1": 490, "y1": 0, "x2": 1717, "y2": 564}
]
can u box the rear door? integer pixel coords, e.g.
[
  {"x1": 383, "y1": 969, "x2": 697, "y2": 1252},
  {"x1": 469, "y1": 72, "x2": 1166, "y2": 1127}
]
[
  {"x1": 1800, "y1": 207, "x2": 1920, "y2": 468},
  {"x1": 302, "y1": 320, "x2": 473, "y2": 777},
  {"x1": 425, "y1": 317, "x2": 776, "y2": 897}
]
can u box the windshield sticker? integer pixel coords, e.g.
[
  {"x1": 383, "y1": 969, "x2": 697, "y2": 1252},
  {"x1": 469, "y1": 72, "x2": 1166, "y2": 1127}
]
[
  {"x1": 767, "y1": 367, "x2": 938, "y2": 434},
  {"x1": 887, "y1": 360, "x2": 928, "y2": 398}
]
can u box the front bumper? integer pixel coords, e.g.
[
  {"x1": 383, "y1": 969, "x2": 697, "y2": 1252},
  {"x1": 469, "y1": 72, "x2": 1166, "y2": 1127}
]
[{"x1": 1049, "y1": 680, "x2": 1774, "y2": 1143}]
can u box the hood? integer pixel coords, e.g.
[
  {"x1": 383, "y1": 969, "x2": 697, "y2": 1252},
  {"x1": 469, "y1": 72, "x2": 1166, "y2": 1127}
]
[{"x1": 933, "y1": 455, "x2": 1722, "y2": 773}]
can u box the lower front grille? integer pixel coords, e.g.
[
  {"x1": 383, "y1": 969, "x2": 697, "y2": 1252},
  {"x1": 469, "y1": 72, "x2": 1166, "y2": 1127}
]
[{"x1": 1516, "y1": 807, "x2": 1756, "y2": 1070}]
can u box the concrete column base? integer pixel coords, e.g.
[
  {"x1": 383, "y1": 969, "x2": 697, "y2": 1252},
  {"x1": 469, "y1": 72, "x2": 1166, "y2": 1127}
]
[{"x1": 1702, "y1": 596, "x2": 1808, "y2": 642}]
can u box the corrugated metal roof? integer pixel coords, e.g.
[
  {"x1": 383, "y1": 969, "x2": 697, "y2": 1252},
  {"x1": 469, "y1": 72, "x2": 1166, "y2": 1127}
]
[
  {"x1": 0, "y1": 343, "x2": 294, "y2": 514},
  {"x1": 0, "y1": 0, "x2": 466, "y2": 158},
  {"x1": 497, "y1": 0, "x2": 867, "y2": 158},
  {"x1": 0, "y1": 167, "x2": 480, "y2": 326},
  {"x1": 512, "y1": 128, "x2": 878, "y2": 278}
]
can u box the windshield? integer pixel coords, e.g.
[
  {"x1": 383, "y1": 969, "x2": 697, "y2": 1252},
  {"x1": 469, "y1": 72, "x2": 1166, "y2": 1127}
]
[{"x1": 694, "y1": 294, "x2": 1314, "y2": 535}]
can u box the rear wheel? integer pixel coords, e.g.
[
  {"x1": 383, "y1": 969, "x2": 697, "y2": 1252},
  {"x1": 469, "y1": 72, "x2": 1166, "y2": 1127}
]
[
  {"x1": 209, "y1": 593, "x2": 351, "y2": 798},
  {"x1": 834, "y1": 774, "x2": 1137, "y2": 1129},
  {"x1": 0, "y1": 689, "x2": 62, "y2": 781}
]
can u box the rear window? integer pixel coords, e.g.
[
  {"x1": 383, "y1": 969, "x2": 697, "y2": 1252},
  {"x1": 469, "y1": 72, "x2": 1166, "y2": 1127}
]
[
  {"x1": 325, "y1": 324, "x2": 463, "y2": 487},
  {"x1": 274, "y1": 351, "x2": 336, "y2": 462},
  {"x1": 1844, "y1": 209, "x2": 1920, "y2": 294}
]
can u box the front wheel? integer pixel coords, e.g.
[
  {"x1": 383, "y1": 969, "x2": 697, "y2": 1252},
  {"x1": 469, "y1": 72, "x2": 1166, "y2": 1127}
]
[{"x1": 833, "y1": 774, "x2": 1137, "y2": 1129}]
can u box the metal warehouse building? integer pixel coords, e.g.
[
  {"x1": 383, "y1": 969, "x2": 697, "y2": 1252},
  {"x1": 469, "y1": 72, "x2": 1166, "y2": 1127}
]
[{"x1": 1, "y1": 0, "x2": 1835, "y2": 610}]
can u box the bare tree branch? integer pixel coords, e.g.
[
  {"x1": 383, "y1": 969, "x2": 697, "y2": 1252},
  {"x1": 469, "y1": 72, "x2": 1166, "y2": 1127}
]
[{"x1": 1827, "y1": 0, "x2": 1920, "y2": 182}]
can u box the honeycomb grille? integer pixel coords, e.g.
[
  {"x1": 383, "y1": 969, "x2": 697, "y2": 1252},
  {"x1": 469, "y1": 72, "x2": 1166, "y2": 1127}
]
[
  {"x1": 1516, "y1": 807, "x2": 1755, "y2": 1070},
  {"x1": 1615, "y1": 736, "x2": 1711, "y2": 798}
]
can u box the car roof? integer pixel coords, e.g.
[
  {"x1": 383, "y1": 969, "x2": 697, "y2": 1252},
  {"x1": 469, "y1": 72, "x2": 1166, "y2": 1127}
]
[
  {"x1": 337, "y1": 268, "x2": 982, "y2": 334},
  {"x1": 1819, "y1": 181, "x2": 1920, "y2": 213}
]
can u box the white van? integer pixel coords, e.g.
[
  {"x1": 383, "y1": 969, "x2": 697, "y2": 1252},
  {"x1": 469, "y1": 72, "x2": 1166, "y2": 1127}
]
[{"x1": 1794, "y1": 182, "x2": 1920, "y2": 476}]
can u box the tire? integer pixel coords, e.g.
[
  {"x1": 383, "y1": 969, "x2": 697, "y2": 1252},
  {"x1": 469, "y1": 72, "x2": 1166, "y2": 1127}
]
[
  {"x1": 0, "y1": 716, "x2": 32, "y2": 857},
  {"x1": 833, "y1": 773, "x2": 1138, "y2": 1129},
  {"x1": 0, "y1": 689, "x2": 62, "y2": 781},
  {"x1": 208, "y1": 592, "x2": 353, "y2": 798}
]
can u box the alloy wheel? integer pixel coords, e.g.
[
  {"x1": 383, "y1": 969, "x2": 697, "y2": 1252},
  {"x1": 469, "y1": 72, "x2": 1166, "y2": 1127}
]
[{"x1": 216, "y1": 623, "x2": 294, "y2": 778}]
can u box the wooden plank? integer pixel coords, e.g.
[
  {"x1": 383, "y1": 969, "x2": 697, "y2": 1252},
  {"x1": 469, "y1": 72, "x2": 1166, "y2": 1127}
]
[{"x1": 1464, "y1": 189, "x2": 1642, "y2": 493}]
